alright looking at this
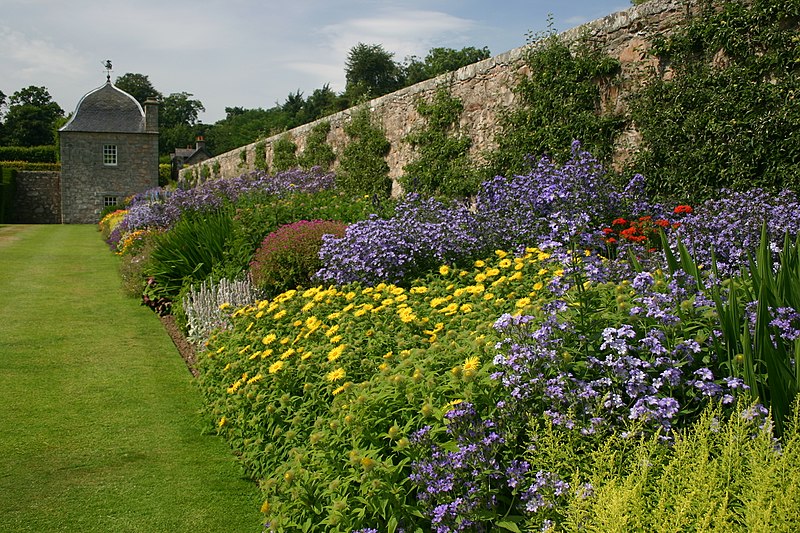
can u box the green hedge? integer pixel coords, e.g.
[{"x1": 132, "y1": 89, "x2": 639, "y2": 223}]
[
  {"x1": 0, "y1": 167, "x2": 17, "y2": 224},
  {"x1": 0, "y1": 146, "x2": 58, "y2": 163},
  {"x1": 0, "y1": 161, "x2": 61, "y2": 171}
]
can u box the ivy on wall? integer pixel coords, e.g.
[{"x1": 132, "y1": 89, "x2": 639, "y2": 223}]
[
  {"x1": 298, "y1": 121, "x2": 336, "y2": 171},
  {"x1": 336, "y1": 106, "x2": 391, "y2": 197},
  {"x1": 628, "y1": 0, "x2": 800, "y2": 202},
  {"x1": 401, "y1": 88, "x2": 477, "y2": 197},
  {"x1": 487, "y1": 24, "x2": 626, "y2": 179},
  {"x1": 272, "y1": 134, "x2": 299, "y2": 172}
]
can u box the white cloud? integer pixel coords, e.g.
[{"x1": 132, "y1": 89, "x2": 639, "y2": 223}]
[{"x1": 0, "y1": 26, "x2": 89, "y2": 80}]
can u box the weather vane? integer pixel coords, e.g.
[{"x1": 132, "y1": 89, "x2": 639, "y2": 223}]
[{"x1": 103, "y1": 60, "x2": 113, "y2": 83}]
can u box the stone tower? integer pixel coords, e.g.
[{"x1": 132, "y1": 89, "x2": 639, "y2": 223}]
[{"x1": 59, "y1": 81, "x2": 159, "y2": 224}]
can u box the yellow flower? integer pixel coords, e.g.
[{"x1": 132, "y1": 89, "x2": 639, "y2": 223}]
[
  {"x1": 325, "y1": 324, "x2": 340, "y2": 336},
  {"x1": 440, "y1": 302, "x2": 459, "y2": 315},
  {"x1": 410, "y1": 286, "x2": 428, "y2": 294},
  {"x1": 273, "y1": 309, "x2": 287, "y2": 320},
  {"x1": 498, "y1": 258, "x2": 512, "y2": 269},
  {"x1": 443, "y1": 399, "x2": 463, "y2": 412},
  {"x1": 398, "y1": 307, "x2": 416, "y2": 323},
  {"x1": 495, "y1": 250, "x2": 508, "y2": 258},
  {"x1": 474, "y1": 259, "x2": 486, "y2": 268},
  {"x1": 460, "y1": 304, "x2": 473, "y2": 313},
  {"x1": 554, "y1": 269, "x2": 564, "y2": 277},
  {"x1": 516, "y1": 297, "x2": 531, "y2": 308},
  {"x1": 257, "y1": 300, "x2": 270, "y2": 310},
  {"x1": 260, "y1": 500, "x2": 270, "y2": 514},
  {"x1": 532, "y1": 281, "x2": 544, "y2": 291},
  {"x1": 268, "y1": 361, "x2": 285, "y2": 374},
  {"x1": 485, "y1": 268, "x2": 500, "y2": 277},
  {"x1": 439, "y1": 265, "x2": 450, "y2": 276},
  {"x1": 332, "y1": 385, "x2": 346, "y2": 395},
  {"x1": 328, "y1": 344, "x2": 346, "y2": 362},
  {"x1": 463, "y1": 357, "x2": 480, "y2": 372},
  {"x1": 391, "y1": 286, "x2": 405, "y2": 296},
  {"x1": 280, "y1": 348, "x2": 295, "y2": 360},
  {"x1": 301, "y1": 301, "x2": 315, "y2": 312},
  {"x1": 509, "y1": 271, "x2": 523, "y2": 281},
  {"x1": 329, "y1": 334, "x2": 343, "y2": 344},
  {"x1": 255, "y1": 310, "x2": 265, "y2": 319},
  {"x1": 453, "y1": 288, "x2": 466, "y2": 297},
  {"x1": 218, "y1": 416, "x2": 227, "y2": 428},
  {"x1": 219, "y1": 302, "x2": 231, "y2": 311},
  {"x1": 430, "y1": 297, "x2": 447, "y2": 308},
  {"x1": 262, "y1": 333, "x2": 277, "y2": 345},
  {"x1": 326, "y1": 367, "x2": 346, "y2": 382},
  {"x1": 395, "y1": 294, "x2": 408, "y2": 302}
]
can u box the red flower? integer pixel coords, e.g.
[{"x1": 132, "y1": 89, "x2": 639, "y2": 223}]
[
  {"x1": 638, "y1": 215, "x2": 652, "y2": 222},
  {"x1": 612, "y1": 218, "x2": 628, "y2": 226},
  {"x1": 605, "y1": 237, "x2": 617, "y2": 244},
  {"x1": 602, "y1": 227, "x2": 615, "y2": 234},
  {"x1": 655, "y1": 219, "x2": 670, "y2": 228},
  {"x1": 673, "y1": 205, "x2": 693, "y2": 215}
]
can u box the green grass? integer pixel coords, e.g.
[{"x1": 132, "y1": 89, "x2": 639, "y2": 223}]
[{"x1": 0, "y1": 225, "x2": 263, "y2": 532}]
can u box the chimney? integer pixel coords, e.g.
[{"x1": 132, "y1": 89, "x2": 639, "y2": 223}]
[
  {"x1": 195, "y1": 136, "x2": 206, "y2": 151},
  {"x1": 144, "y1": 97, "x2": 159, "y2": 133}
]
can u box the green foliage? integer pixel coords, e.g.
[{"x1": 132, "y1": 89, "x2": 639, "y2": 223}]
[
  {"x1": 145, "y1": 210, "x2": 234, "y2": 301},
  {"x1": 0, "y1": 145, "x2": 57, "y2": 163},
  {"x1": 345, "y1": 43, "x2": 405, "y2": 100},
  {"x1": 1, "y1": 86, "x2": 64, "y2": 147},
  {"x1": 628, "y1": 0, "x2": 800, "y2": 202},
  {"x1": 298, "y1": 121, "x2": 336, "y2": 170},
  {"x1": 158, "y1": 163, "x2": 171, "y2": 186},
  {"x1": 250, "y1": 220, "x2": 348, "y2": 297},
  {"x1": 0, "y1": 167, "x2": 16, "y2": 223},
  {"x1": 487, "y1": 27, "x2": 625, "y2": 178},
  {"x1": 337, "y1": 107, "x2": 391, "y2": 197},
  {"x1": 404, "y1": 46, "x2": 492, "y2": 85},
  {"x1": 541, "y1": 402, "x2": 800, "y2": 531},
  {"x1": 0, "y1": 161, "x2": 59, "y2": 171},
  {"x1": 114, "y1": 72, "x2": 162, "y2": 104},
  {"x1": 254, "y1": 141, "x2": 268, "y2": 171},
  {"x1": 272, "y1": 134, "x2": 299, "y2": 172},
  {"x1": 401, "y1": 88, "x2": 477, "y2": 197}
]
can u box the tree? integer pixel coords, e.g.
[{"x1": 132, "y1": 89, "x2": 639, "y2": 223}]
[
  {"x1": 2, "y1": 86, "x2": 64, "y2": 146},
  {"x1": 114, "y1": 73, "x2": 162, "y2": 105},
  {"x1": 344, "y1": 43, "x2": 404, "y2": 101},
  {"x1": 404, "y1": 46, "x2": 491, "y2": 85},
  {"x1": 159, "y1": 92, "x2": 205, "y2": 156}
]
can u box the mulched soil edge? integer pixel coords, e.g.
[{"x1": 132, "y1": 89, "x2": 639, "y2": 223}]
[{"x1": 159, "y1": 314, "x2": 199, "y2": 377}]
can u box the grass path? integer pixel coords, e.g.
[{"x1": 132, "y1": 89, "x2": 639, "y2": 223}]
[{"x1": 0, "y1": 225, "x2": 263, "y2": 532}]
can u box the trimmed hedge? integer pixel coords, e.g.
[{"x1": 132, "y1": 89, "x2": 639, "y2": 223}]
[
  {"x1": 0, "y1": 161, "x2": 61, "y2": 171},
  {"x1": 0, "y1": 167, "x2": 17, "y2": 223},
  {"x1": 0, "y1": 145, "x2": 58, "y2": 163}
]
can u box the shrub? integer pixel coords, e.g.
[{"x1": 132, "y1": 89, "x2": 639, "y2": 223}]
[
  {"x1": 272, "y1": 135, "x2": 299, "y2": 172},
  {"x1": 98, "y1": 209, "x2": 127, "y2": 240},
  {"x1": 336, "y1": 106, "x2": 391, "y2": 197},
  {"x1": 250, "y1": 220, "x2": 347, "y2": 297},
  {"x1": 298, "y1": 121, "x2": 336, "y2": 170},
  {"x1": 0, "y1": 145, "x2": 58, "y2": 163},
  {"x1": 180, "y1": 277, "x2": 265, "y2": 344}
]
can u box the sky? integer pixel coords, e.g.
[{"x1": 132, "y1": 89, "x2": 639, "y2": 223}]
[{"x1": 1, "y1": 0, "x2": 632, "y2": 124}]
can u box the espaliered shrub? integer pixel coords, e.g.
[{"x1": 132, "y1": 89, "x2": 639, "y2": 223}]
[
  {"x1": 250, "y1": 220, "x2": 347, "y2": 297},
  {"x1": 336, "y1": 106, "x2": 391, "y2": 197},
  {"x1": 629, "y1": 0, "x2": 800, "y2": 202},
  {"x1": 401, "y1": 88, "x2": 476, "y2": 197}
]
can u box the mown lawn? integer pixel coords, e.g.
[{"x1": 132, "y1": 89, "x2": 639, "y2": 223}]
[{"x1": 0, "y1": 224, "x2": 263, "y2": 533}]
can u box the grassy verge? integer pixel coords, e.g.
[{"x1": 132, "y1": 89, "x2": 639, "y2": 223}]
[{"x1": 0, "y1": 225, "x2": 263, "y2": 533}]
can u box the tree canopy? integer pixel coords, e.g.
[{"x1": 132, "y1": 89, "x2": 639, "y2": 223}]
[{"x1": 0, "y1": 86, "x2": 64, "y2": 146}]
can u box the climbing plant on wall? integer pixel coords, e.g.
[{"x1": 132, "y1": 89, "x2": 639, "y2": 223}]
[
  {"x1": 401, "y1": 88, "x2": 477, "y2": 197},
  {"x1": 336, "y1": 106, "x2": 391, "y2": 197},
  {"x1": 272, "y1": 134, "x2": 299, "y2": 172},
  {"x1": 628, "y1": 0, "x2": 800, "y2": 202},
  {"x1": 487, "y1": 23, "x2": 625, "y2": 179},
  {"x1": 298, "y1": 121, "x2": 336, "y2": 170}
]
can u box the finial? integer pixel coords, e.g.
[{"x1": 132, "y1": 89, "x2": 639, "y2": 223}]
[{"x1": 103, "y1": 60, "x2": 113, "y2": 83}]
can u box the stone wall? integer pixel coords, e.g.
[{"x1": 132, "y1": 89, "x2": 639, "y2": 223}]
[
  {"x1": 180, "y1": 0, "x2": 695, "y2": 191},
  {"x1": 60, "y1": 131, "x2": 159, "y2": 223},
  {"x1": 13, "y1": 171, "x2": 61, "y2": 224}
]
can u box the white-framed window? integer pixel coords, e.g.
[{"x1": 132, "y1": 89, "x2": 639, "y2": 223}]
[
  {"x1": 103, "y1": 195, "x2": 119, "y2": 207},
  {"x1": 103, "y1": 144, "x2": 117, "y2": 166}
]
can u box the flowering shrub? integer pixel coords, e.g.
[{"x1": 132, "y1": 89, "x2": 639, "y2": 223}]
[
  {"x1": 98, "y1": 209, "x2": 127, "y2": 240},
  {"x1": 318, "y1": 142, "x2": 653, "y2": 286},
  {"x1": 250, "y1": 220, "x2": 347, "y2": 297}
]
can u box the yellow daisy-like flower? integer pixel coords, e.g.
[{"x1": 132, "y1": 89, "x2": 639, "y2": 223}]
[
  {"x1": 474, "y1": 259, "x2": 486, "y2": 268},
  {"x1": 440, "y1": 302, "x2": 459, "y2": 315},
  {"x1": 509, "y1": 271, "x2": 523, "y2": 281},
  {"x1": 463, "y1": 356, "x2": 480, "y2": 372},
  {"x1": 410, "y1": 286, "x2": 428, "y2": 294},
  {"x1": 328, "y1": 344, "x2": 346, "y2": 362},
  {"x1": 443, "y1": 399, "x2": 463, "y2": 412},
  {"x1": 498, "y1": 258, "x2": 512, "y2": 269},
  {"x1": 485, "y1": 268, "x2": 500, "y2": 277},
  {"x1": 268, "y1": 361, "x2": 285, "y2": 374},
  {"x1": 460, "y1": 304, "x2": 473, "y2": 313},
  {"x1": 329, "y1": 334, "x2": 343, "y2": 344},
  {"x1": 326, "y1": 367, "x2": 346, "y2": 382},
  {"x1": 262, "y1": 333, "x2": 277, "y2": 345},
  {"x1": 325, "y1": 324, "x2": 340, "y2": 336},
  {"x1": 516, "y1": 297, "x2": 532, "y2": 308},
  {"x1": 354, "y1": 309, "x2": 367, "y2": 317},
  {"x1": 395, "y1": 294, "x2": 408, "y2": 302},
  {"x1": 257, "y1": 300, "x2": 270, "y2": 310},
  {"x1": 280, "y1": 348, "x2": 295, "y2": 360},
  {"x1": 439, "y1": 265, "x2": 450, "y2": 276},
  {"x1": 495, "y1": 250, "x2": 508, "y2": 258},
  {"x1": 218, "y1": 416, "x2": 227, "y2": 428},
  {"x1": 391, "y1": 286, "x2": 405, "y2": 296},
  {"x1": 255, "y1": 310, "x2": 265, "y2": 319},
  {"x1": 273, "y1": 309, "x2": 287, "y2": 320},
  {"x1": 532, "y1": 281, "x2": 544, "y2": 291},
  {"x1": 301, "y1": 301, "x2": 315, "y2": 312},
  {"x1": 332, "y1": 385, "x2": 347, "y2": 395},
  {"x1": 430, "y1": 297, "x2": 447, "y2": 308},
  {"x1": 219, "y1": 302, "x2": 231, "y2": 311},
  {"x1": 260, "y1": 349, "x2": 273, "y2": 359}
]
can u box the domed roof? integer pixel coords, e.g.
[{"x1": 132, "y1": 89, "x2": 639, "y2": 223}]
[{"x1": 60, "y1": 82, "x2": 145, "y2": 133}]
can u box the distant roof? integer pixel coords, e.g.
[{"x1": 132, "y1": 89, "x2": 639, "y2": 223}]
[{"x1": 60, "y1": 82, "x2": 146, "y2": 133}]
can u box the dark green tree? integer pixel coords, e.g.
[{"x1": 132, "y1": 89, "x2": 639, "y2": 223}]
[
  {"x1": 159, "y1": 92, "x2": 205, "y2": 156},
  {"x1": 404, "y1": 46, "x2": 491, "y2": 85},
  {"x1": 114, "y1": 73, "x2": 162, "y2": 104},
  {"x1": 2, "y1": 86, "x2": 64, "y2": 146},
  {"x1": 344, "y1": 43, "x2": 404, "y2": 101}
]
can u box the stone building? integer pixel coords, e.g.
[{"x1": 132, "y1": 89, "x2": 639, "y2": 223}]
[
  {"x1": 59, "y1": 81, "x2": 159, "y2": 223},
  {"x1": 170, "y1": 136, "x2": 211, "y2": 181}
]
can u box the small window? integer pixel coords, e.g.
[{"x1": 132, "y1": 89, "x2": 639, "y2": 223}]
[
  {"x1": 103, "y1": 195, "x2": 119, "y2": 207},
  {"x1": 103, "y1": 144, "x2": 117, "y2": 166}
]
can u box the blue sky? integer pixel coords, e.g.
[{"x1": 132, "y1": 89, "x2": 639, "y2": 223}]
[{"x1": 1, "y1": 0, "x2": 632, "y2": 123}]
